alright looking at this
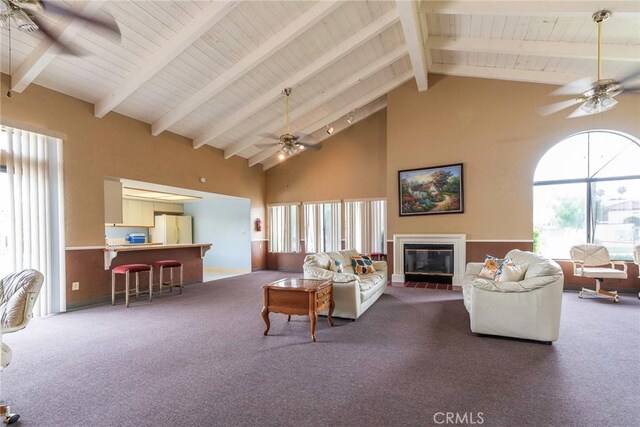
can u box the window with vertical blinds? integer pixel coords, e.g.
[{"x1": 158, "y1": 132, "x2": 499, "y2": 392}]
[
  {"x1": 303, "y1": 201, "x2": 341, "y2": 253},
  {"x1": 344, "y1": 199, "x2": 387, "y2": 254},
  {"x1": 267, "y1": 203, "x2": 300, "y2": 253}
]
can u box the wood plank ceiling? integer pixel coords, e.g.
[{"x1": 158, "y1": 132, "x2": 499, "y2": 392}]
[{"x1": 1, "y1": 1, "x2": 639, "y2": 170}]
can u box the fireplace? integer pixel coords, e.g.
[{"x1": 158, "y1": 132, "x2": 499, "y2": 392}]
[
  {"x1": 392, "y1": 234, "x2": 466, "y2": 288},
  {"x1": 404, "y1": 244, "x2": 454, "y2": 283}
]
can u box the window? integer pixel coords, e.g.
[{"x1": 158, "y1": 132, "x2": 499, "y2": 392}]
[
  {"x1": 303, "y1": 201, "x2": 341, "y2": 253},
  {"x1": 533, "y1": 131, "x2": 640, "y2": 260},
  {"x1": 344, "y1": 199, "x2": 386, "y2": 254},
  {"x1": 267, "y1": 203, "x2": 300, "y2": 253},
  {"x1": 1, "y1": 126, "x2": 65, "y2": 315}
]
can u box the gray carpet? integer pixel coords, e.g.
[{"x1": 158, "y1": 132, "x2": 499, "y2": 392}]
[{"x1": 3, "y1": 271, "x2": 639, "y2": 426}]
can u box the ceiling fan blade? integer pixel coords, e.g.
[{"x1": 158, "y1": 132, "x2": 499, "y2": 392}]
[
  {"x1": 30, "y1": 14, "x2": 86, "y2": 55},
  {"x1": 537, "y1": 98, "x2": 582, "y2": 116},
  {"x1": 300, "y1": 143, "x2": 321, "y2": 151},
  {"x1": 567, "y1": 104, "x2": 594, "y2": 119},
  {"x1": 258, "y1": 133, "x2": 281, "y2": 140},
  {"x1": 622, "y1": 83, "x2": 640, "y2": 93},
  {"x1": 294, "y1": 133, "x2": 315, "y2": 142},
  {"x1": 41, "y1": 0, "x2": 121, "y2": 39},
  {"x1": 551, "y1": 77, "x2": 594, "y2": 96},
  {"x1": 617, "y1": 68, "x2": 640, "y2": 87}
]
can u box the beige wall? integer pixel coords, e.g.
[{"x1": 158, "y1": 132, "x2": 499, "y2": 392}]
[
  {"x1": 265, "y1": 109, "x2": 387, "y2": 203},
  {"x1": 387, "y1": 75, "x2": 640, "y2": 240},
  {"x1": 0, "y1": 74, "x2": 266, "y2": 246}
]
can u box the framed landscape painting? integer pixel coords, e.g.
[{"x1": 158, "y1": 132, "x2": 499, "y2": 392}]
[{"x1": 399, "y1": 163, "x2": 464, "y2": 216}]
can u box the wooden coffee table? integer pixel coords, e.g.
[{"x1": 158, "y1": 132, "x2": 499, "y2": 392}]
[{"x1": 261, "y1": 278, "x2": 334, "y2": 342}]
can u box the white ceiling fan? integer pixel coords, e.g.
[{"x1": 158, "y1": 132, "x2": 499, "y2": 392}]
[
  {"x1": 538, "y1": 9, "x2": 640, "y2": 118},
  {"x1": 256, "y1": 88, "x2": 318, "y2": 160}
]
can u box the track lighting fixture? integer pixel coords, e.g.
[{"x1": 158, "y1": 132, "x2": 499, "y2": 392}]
[
  {"x1": 346, "y1": 113, "x2": 355, "y2": 124},
  {"x1": 326, "y1": 125, "x2": 334, "y2": 135}
]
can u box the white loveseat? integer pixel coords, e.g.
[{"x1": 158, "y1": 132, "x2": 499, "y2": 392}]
[
  {"x1": 462, "y1": 249, "x2": 564, "y2": 343},
  {"x1": 303, "y1": 249, "x2": 387, "y2": 320}
]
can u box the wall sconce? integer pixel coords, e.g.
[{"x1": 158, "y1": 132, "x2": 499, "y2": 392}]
[{"x1": 326, "y1": 125, "x2": 334, "y2": 135}]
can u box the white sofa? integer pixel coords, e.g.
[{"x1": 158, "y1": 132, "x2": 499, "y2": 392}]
[
  {"x1": 462, "y1": 249, "x2": 564, "y2": 343},
  {"x1": 303, "y1": 249, "x2": 387, "y2": 320}
]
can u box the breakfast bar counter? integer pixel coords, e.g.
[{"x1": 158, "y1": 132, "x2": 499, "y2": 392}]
[{"x1": 104, "y1": 243, "x2": 212, "y2": 278}]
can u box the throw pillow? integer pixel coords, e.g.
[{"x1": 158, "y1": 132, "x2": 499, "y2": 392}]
[
  {"x1": 351, "y1": 255, "x2": 376, "y2": 275},
  {"x1": 478, "y1": 255, "x2": 508, "y2": 280},
  {"x1": 496, "y1": 262, "x2": 527, "y2": 282},
  {"x1": 329, "y1": 259, "x2": 345, "y2": 274}
]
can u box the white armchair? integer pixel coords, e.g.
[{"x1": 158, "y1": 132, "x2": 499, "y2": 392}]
[
  {"x1": 570, "y1": 244, "x2": 627, "y2": 303},
  {"x1": 1, "y1": 269, "x2": 44, "y2": 424},
  {"x1": 463, "y1": 250, "x2": 564, "y2": 343}
]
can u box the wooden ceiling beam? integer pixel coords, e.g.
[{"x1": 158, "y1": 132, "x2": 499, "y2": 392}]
[
  {"x1": 226, "y1": 44, "x2": 407, "y2": 159},
  {"x1": 421, "y1": 1, "x2": 640, "y2": 17},
  {"x1": 11, "y1": 0, "x2": 106, "y2": 93},
  {"x1": 396, "y1": 0, "x2": 429, "y2": 91},
  {"x1": 197, "y1": 8, "x2": 400, "y2": 151},
  {"x1": 94, "y1": 0, "x2": 238, "y2": 118},
  {"x1": 428, "y1": 36, "x2": 640, "y2": 62},
  {"x1": 151, "y1": 0, "x2": 341, "y2": 136},
  {"x1": 429, "y1": 63, "x2": 584, "y2": 86}
]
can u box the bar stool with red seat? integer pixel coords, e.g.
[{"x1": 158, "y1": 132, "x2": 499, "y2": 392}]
[
  {"x1": 111, "y1": 264, "x2": 153, "y2": 308},
  {"x1": 153, "y1": 260, "x2": 183, "y2": 296}
]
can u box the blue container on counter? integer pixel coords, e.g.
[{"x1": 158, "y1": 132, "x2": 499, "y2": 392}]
[{"x1": 126, "y1": 233, "x2": 146, "y2": 244}]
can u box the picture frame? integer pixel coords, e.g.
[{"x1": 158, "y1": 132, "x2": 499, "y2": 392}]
[{"x1": 398, "y1": 163, "x2": 464, "y2": 216}]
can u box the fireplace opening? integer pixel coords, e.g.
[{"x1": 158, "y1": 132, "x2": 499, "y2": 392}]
[{"x1": 404, "y1": 244, "x2": 454, "y2": 283}]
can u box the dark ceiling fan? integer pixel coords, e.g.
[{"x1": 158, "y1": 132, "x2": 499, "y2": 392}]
[
  {"x1": 1, "y1": 0, "x2": 121, "y2": 54},
  {"x1": 538, "y1": 9, "x2": 640, "y2": 118}
]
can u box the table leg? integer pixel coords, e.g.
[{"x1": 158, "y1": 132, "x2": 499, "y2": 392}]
[
  {"x1": 261, "y1": 307, "x2": 270, "y2": 336},
  {"x1": 328, "y1": 292, "x2": 335, "y2": 327},
  {"x1": 287, "y1": 315, "x2": 291, "y2": 322},
  {"x1": 309, "y1": 310, "x2": 317, "y2": 342}
]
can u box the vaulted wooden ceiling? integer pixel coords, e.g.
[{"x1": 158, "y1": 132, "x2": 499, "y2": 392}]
[{"x1": 1, "y1": 1, "x2": 639, "y2": 170}]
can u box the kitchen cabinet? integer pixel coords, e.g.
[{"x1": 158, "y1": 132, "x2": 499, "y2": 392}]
[
  {"x1": 153, "y1": 202, "x2": 184, "y2": 214},
  {"x1": 121, "y1": 199, "x2": 155, "y2": 227},
  {"x1": 104, "y1": 178, "x2": 123, "y2": 224}
]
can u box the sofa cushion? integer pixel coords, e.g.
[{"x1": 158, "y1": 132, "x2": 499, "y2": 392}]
[
  {"x1": 478, "y1": 255, "x2": 508, "y2": 280},
  {"x1": 330, "y1": 259, "x2": 345, "y2": 273},
  {"x1": 325, "y1": 250, "x2": 358, "y2": 274},
  {"x1": 496, "y1": 262, "x2": 527, "y2": 282},
  {"x1": 506, "y1": 249, "x2": 562, "y2": 279},
  {"x1": 351, "y1": 255, "x2": 375, "y2": 275}
]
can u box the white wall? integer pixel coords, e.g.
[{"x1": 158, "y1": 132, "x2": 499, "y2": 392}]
[{"x1": 184, "y1": 197, "x2": 251, "y2": 271}]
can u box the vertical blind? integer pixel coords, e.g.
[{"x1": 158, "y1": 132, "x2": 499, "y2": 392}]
[
  {"x1": 303, "y1": 201, "x2": 341, "y2": 253},
  {"x1": 3, "y1": 128, "x2": 55, "y2": 316},
  {"x1": 344, "y1": 199, "x2": 387, "y2": 254},
  {"x1": 267, "y1": 204, "x2": 299, "y2": 252}
]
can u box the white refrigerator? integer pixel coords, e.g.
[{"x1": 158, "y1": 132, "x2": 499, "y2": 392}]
[{"x1": 150, "y1": 215, "x2": 193, "y2": 244}]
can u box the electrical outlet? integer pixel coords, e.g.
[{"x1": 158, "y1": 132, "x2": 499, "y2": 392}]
[{"x1": 72, "y1": 282, "x2": 80, "y2": 291}]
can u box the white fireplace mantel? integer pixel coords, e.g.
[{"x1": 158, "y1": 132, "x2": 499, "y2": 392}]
[{"x1": 392, "y1": 234, "x2": 466, "y2": 287}]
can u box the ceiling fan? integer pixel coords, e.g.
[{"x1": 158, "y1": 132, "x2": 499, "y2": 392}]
[
  {"x1": 257, "y1": 88, "x2": 318, "y2": 160},
  {"x1": 538, "y1": 9, "x2": 640, "y2": 118},
  {"x1": 0, "y1": 0, "x2": 120, "y2": 54}
]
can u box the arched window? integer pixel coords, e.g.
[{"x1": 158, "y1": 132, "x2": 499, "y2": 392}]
[{"x1": 533, "y1": 131, "x2": 640, "y2": 260}]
